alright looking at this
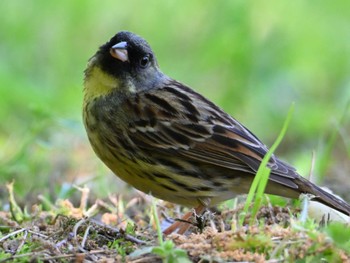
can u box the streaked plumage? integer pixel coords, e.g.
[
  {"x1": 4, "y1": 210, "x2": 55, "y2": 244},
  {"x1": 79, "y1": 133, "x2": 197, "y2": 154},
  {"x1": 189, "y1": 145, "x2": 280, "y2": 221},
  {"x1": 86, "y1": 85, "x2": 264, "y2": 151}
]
[{"x1": 83, "y1": 31, "x2": 350, "y2": 216}]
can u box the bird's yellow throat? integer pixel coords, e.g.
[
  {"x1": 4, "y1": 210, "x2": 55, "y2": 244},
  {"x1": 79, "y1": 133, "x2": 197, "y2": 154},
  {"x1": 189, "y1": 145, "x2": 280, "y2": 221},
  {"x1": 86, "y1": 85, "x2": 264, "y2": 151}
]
[{"x1": 84, "y1": 65, "x2": 120, "y2": 103}]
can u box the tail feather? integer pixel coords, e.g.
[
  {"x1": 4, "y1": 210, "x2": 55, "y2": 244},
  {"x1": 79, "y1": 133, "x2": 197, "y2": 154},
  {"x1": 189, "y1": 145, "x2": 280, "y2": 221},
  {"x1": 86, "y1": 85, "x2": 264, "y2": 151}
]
[{"x1": 297, "y1": 177, "x2": 350, "y2": 216}]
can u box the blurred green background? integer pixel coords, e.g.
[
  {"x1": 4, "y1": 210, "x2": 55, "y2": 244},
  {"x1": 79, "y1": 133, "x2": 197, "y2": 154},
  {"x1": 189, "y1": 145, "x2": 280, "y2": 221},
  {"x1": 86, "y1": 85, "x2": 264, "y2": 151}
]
[{"x1": 1, "y1": 0, "x2": 349, "y2": 204}]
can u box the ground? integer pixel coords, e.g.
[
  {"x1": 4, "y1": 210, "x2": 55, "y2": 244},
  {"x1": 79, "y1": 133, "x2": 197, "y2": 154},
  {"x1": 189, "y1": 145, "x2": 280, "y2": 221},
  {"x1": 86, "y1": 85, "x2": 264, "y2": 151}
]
[{"x1": 0, "y1": 185, "x2": 349, "y2": 263}]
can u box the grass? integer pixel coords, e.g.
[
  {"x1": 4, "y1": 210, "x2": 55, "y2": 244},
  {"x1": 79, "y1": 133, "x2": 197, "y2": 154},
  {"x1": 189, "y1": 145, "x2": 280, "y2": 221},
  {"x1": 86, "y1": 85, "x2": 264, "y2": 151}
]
[
  {"x1": 129, "y1": 198, "x2": 191, "y2": 262},
  {"x1": 1, "y1": 182, "x2": 350, "y2": 262},
  {"x1": 242, "y1": 103, "x2": 295, "y2": 225},
  {"x1": 149, "y1": 199, "x2": 191, "y2": 263}
]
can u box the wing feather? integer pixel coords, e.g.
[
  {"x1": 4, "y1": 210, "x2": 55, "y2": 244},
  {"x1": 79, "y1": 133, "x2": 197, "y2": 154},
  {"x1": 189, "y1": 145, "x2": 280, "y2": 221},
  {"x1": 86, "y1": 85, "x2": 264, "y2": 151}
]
[{"x1": 123, "y1": 82, "x2": 299, "y2": 189}]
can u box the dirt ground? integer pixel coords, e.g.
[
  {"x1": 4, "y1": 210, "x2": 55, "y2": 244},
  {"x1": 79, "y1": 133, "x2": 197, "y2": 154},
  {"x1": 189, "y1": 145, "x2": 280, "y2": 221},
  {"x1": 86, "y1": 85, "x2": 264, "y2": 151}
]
[{"x1": 1, "y1": 189, "x2": 349, "y2": 263}]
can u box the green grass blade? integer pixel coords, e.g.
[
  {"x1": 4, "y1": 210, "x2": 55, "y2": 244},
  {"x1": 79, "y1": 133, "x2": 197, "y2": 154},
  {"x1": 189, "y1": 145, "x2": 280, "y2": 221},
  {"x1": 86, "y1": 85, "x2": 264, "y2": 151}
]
[
  {"x1": 151, "y1": 197, "x2": 163, "y2": 245},
  {"x1": 243, "y1": 103, "x2": 295, "y2": 225}
]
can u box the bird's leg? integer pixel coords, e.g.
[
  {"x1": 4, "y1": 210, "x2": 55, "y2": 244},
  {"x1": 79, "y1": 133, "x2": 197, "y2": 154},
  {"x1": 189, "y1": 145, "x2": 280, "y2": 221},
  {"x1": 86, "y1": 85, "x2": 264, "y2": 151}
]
[{"x1": 163, "y1": 205, "x2": 206, "y2": 235}]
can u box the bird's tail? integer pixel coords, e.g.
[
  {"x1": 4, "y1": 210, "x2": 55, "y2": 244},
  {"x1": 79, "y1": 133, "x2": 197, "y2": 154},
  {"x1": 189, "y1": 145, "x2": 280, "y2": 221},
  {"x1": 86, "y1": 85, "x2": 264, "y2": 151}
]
[{"x1": 296, "y1": 176, "x2": 350, "y2": 216}]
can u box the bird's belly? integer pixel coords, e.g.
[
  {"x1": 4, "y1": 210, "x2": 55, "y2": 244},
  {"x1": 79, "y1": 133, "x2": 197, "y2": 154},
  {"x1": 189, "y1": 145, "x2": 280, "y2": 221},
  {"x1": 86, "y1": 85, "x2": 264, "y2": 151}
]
[
  {"x1": 101, "y1": 154, "x2": 243, "y2": 207},
  {"x1": 84, "y1": 117, "x2": 246, "y2": 207}
]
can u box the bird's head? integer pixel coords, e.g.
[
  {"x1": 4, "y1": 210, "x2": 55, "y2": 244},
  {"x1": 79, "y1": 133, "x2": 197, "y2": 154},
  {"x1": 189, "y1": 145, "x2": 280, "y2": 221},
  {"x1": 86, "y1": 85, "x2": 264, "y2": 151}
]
[{"x1": 84, "y1": 31, "x2": 166, "y2": 101}]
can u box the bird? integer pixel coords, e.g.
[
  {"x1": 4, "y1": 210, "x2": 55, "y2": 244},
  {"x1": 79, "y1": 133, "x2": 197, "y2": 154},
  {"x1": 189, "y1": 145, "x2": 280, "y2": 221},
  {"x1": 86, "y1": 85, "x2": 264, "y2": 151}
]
[{"x1": 83, "y1": 31, "x2": 350, "y2": 232}]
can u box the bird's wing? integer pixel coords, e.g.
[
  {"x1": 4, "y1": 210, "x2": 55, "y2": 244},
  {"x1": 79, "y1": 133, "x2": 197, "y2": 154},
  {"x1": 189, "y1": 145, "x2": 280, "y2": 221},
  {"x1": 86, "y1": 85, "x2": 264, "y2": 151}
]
[{"x1": 123, "y1": 82, "x2": 299, "y2": 189}]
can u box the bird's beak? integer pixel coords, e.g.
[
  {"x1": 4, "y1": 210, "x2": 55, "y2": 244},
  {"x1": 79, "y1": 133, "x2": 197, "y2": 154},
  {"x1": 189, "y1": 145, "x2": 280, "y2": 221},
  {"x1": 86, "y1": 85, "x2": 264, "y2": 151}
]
[{"x1": 110, "y1": 41, "x2": 129, "y2": 62}]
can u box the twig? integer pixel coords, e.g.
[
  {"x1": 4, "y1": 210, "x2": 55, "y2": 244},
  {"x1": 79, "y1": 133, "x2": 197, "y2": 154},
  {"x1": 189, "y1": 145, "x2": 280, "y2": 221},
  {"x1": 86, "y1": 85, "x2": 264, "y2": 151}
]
[
  {"x1": 73, "y1": 217, "x2": 87, "y2": 240},
  {"x1": 42, "y1": 249, "x2": 109, "y2": 260},
  {"x1": 89, "y1": 218, "x2": 147, "y2": 245},
  {"x1": 27, "y1": 229, "x2": 48, "y2": 239},
  {"x1": 81, "y1": 225, "x2": 91, "y2": 249},
  {"x1": 124, "y1": 233, "x2": 147, "y2": 245},
  {"x1": 0, "y1": 228, "x2": 27, "y2": 242},
  {"x1": 0, "y1": 250, "x2": 110, "y2": 262},
  {"x1": 15, "y1": 230, "x2": 28, "y2": 254}
]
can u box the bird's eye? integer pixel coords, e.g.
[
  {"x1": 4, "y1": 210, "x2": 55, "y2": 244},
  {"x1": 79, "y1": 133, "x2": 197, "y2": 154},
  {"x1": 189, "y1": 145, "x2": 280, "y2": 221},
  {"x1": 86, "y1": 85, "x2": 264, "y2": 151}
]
[{"x1": 139, "y1": 55, "x2": 150, "y2": 68}]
